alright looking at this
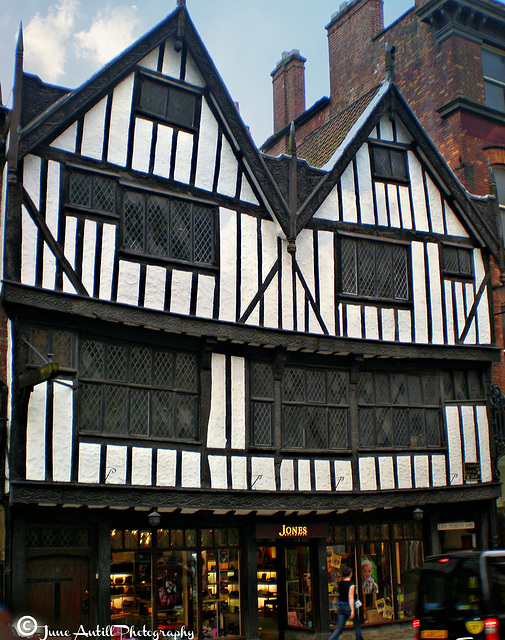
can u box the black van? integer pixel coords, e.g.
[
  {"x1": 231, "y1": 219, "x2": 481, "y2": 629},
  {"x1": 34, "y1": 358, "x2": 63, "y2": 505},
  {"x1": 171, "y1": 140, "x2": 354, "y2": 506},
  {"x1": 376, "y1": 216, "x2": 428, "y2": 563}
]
[{"x1": 414, "y1": 551, "x2": 505, "y2": 640}]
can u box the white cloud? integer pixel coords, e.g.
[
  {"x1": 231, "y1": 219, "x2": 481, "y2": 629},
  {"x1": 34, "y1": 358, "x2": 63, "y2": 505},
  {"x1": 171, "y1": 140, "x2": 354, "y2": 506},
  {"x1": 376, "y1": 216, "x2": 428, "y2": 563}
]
[
  {"x1": 24, "y1": 0, "x2": 79, "y2": 83},
  {"x1": 74, "y1": 5, "x2": 139, "y2": 67}
]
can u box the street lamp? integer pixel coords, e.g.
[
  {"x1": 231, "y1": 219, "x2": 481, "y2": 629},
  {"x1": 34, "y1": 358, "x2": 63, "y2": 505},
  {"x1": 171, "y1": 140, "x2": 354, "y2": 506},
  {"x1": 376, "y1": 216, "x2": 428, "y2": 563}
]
[
  {"x1": 413, "y1": 507, "x2": 424, "y2": 521},
  {"x1": 148, "y1": 509, "x2": 161, "y2": 633}
]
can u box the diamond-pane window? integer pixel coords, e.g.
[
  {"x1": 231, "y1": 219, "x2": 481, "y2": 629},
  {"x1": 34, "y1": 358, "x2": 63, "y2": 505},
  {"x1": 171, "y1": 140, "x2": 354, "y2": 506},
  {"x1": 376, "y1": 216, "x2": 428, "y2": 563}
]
[
  {"x1": 123, "y1": 190, "x2": 215, "y2": 266},
  {"x1": 27, "y1": 327, "x2": 75, "y2": 368},
  {"x1": 442, "y1": 245, "x2": 474, "y2": 279},
  {"x1": 371, "y1": 145, "x2": 408, "y2": 182},
  {"x1": 253, "y1": 402, "x2": 273, "y2": 446},
  {"x1": 68, "y1": 171, "x2": 116, "y2": 214},
  {"x1": 139, "y1": 77, "x2": 199, "y2": 130},
  {"x1": 251, "y1": 362, "x2": 274, "y2": 446}
]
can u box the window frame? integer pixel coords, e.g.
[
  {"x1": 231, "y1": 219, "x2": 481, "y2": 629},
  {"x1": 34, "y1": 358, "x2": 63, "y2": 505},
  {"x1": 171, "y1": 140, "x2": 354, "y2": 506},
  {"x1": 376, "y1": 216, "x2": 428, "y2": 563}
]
[
  {"x1": 482, "y1": 47, "x2": 505, "y2": 114},
  {"x1": 441, "y1": 243, "x2": 475, "y2": 281},
  {"x1": 369, "y1": 142, "x2": 409, "y2": 184},
  {"x1": 63, "y1": 166, "x2": 119, "y2": 221}
]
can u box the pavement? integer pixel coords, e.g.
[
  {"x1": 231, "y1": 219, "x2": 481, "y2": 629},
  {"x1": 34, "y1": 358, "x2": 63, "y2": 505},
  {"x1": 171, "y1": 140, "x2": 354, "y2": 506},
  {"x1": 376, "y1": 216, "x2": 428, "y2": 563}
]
[{"x1": 340, "y1": 621, "x2": 414, "y2": 640}]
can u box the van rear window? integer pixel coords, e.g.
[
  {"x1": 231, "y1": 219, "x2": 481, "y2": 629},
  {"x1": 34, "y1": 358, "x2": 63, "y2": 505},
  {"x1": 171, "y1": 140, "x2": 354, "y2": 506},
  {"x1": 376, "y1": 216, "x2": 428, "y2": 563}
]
[
  {"x1": 486, "y1": 557, "x2": 505, "y2": 615},
  {"x1": 418, "y1": 572, "x2": 447, "y2": 612}
]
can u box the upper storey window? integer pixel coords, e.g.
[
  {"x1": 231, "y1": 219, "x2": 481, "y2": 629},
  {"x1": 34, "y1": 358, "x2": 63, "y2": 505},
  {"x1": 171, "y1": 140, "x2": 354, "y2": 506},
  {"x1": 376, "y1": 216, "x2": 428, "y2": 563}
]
[
  {"x1": 67, "y1": 170, "x2": 117, "y2": 216},
  {"x1": 137, "y1": 74, "x2": 201, "y2": 131},
  {"x1": 370, "y1": 143, "x2": 408, "y2": 183},
  {"x1": 442, "y1": 245, "x2": 474, "y2": 280},
  {"x1": 482, "y1": 48, "x2": 505, "y2": 113},
  {"x1": 123, "y1": 190, "x2": 215, "y2": 266},
  {"x1": 341, "y1": 237, "x2": 410, "y2": 303}
]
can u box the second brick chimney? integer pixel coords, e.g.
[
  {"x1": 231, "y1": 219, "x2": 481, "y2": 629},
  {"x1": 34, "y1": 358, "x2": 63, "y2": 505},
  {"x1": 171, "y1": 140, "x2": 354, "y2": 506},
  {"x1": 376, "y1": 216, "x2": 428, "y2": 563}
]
[{"x1": 271, "y1": 49, "x2": 306, "y2": 133}]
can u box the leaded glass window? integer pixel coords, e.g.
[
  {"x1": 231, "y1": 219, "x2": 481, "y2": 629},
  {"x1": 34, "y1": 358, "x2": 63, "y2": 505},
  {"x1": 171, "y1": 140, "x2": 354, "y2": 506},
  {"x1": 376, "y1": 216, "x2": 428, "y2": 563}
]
[
  {"x1": 124, "y1": 190, "x2": 215, "y2": 266},
  {"x1": 370, "y1": 144, "x2": 408, "y2": 183},
  {"x1": 79, "y1": 338, "x2": 199, "y2": 440},
  {"x1": 341, "y1": 237, "x2": 409, "y2": 301},
  {"x1": 442, "y1": 245, "x2": 474, "y2": 279},
  {"x1": 250, "y1": 361, "x2": 274, "y2": 446},
  {"x1": 67, "y1": 171, "x2": 116, "y2": 214},
  {"x1": 26, "y1": 326, "x2": 75, "y2": 369},
  {"x1": 138, "y1": 76, "x2": 200, "y2": 130},
  {"x1": 357, "y1": 371, "x2": 442, "y2": 449},
  {"x1": 282, "y1": 367, "x2": 349, "y2": 450}
]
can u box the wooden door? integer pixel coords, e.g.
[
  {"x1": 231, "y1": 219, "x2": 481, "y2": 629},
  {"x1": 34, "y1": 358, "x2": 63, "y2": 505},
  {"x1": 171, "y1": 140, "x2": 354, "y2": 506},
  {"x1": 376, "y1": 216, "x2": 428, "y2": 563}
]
[{"x1": 25, "y1": 556, "x2": 90, "y2": 631}]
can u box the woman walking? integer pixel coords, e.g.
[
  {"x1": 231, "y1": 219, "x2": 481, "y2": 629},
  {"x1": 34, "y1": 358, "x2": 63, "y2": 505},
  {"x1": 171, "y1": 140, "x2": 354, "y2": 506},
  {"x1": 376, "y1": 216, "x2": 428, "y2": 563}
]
[{"x1": 328, "y1": 565, "x2": 364, "y2": 640}]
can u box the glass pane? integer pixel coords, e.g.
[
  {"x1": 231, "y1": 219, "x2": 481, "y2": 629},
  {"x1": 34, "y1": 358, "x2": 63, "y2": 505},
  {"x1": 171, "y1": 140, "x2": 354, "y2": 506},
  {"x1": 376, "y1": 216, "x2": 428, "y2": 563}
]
[
  {"x1": 253, "y1": 401, "x2": 273, "y2": 446},
  {"x1": 140, "y1": 79, "x2": 168, "y2": 118},
  {"x1": 373, "y1": 146, "x2": 391, "y2": 177},
  {"x1": 107, "y1": 344, "x2": 127, "y2": 382},
  {"x1": 79, "y1": 383, "x2": 102, "y2": 431},
  {"x1": 157, "y1": 550, "x2": 197, "y2": 633},
  {"x1": 166, "y1": 86, "x2": 197, "y2": 128},
  {"x1": 286, "y1": 546, "x2": 312, "y2": 628},
  {"x1": 458, "y1": 248, "x2": 473, "y2": 275},
  {"x1": 151, "y1": 390, "x2": 173, "y2": 438},
  {"x1": 327, "y1": 371, "x2": 348, "y2": 405},
  {"x1": 359, "y1": 407, "x2": 375, "y2": 447},
  {"x1": 376, "y1": 244, "x2": 393, "y2": 298},
  {"x1": 398, "y1": 540, "x2": 424, "y2": 618},
  {"x1": 425, "y1": 409, "x2": 441, "y2": 447},
  {"x1": 170, "y1": 199, "x2": 192, "y2": 262},
  {"x1": 467, "y1": 370, "x2": 483, "y2": 399},
  {"x1": 154, "y1": 350, "x2": 173, "y2": 387},
  {"x1": 374, "y1": 373, "x2": 390, "y2": 404},
  {"x1": 284, "y1": 368, "x2": 305, "y2": 402},
  {"x1": 283, "y1": 405, "x2": 304, "y2": 448},
  {"x1": 357, "y1": 372, "x2": 375, "y2": 404},
  {"x1": 360, "y1": 545, "x2": 392, "y2": 618},
  {"x1": 390, "y1": 149, "x2": 407, "y2": 181},
  {"x1": 174, "y1": 352, "x2": 198, "y2": 391},
  {"x1": 194, "y1": 206, "x2": 214, "y2": 265},
  {"x1": 52, "y1": 330, "x2": 73, "y2": 368},
  {"x1": 443, "y1": 246, "x2": 459, "y2": 273},
  {"x1": 129, "y1": 388, "x2": 149, "y2": 436},
  {"x1": 391, "y1": 374, "x2": 408, "y2": 404},
  {"x1": 482, "y1": 49, "x2": 505, "y2": 83},
  {"x1": 423, "y1": 375, "x2": 439, "y2": 405},
  {"x1": 376, "y1": 407, "x2": 393, "y2": 447},
  {"x1": 130, "y1": 346, "x2": 152, "y2": 385},
  {"x1": 81, "y1": 339, "x2": 104, "y2": 378},
  {"x1": 124, "y1": 191, "x2": 145, "y2": 252},
  {"x1": 393, "y1": 408, "x2": 409, "y2": 447},
  {"x1": 358, "y1": 241, "x2": 375, "y2": 297},
  {"x1": 393, "y1": 245, "x2": 409, "y2": 300},
  {"x1": 408, "y1": 375, "x2": 422, "y2": 405},
  {"x1": 174, "y1": 393, "x2": 198, "y2": 439},
  {"x1": 328, "y1": 409, "x2": 349, "y2": 449},
  {"x1": 251, "y1": 361, "x2": 274, "y2": 400},
  {"x1": 69, "y1": 172, "x2": 92, "y2": 207},
  {"x1": 306, "y1": 369, "x2": 325, "y2": 403},
  {"x1": 341, "y1": 238, "x2": 357, "y2": 294},
  {"x1": 93, "y1": 176, "x2": 116, "y2": 213},
  {"x1": 146, "y1": 195, "x2": 170, "y2": 257},
  {"x1": 305, "y1": 406, "x2": 327, "y2": 448},
  {"x1": 103, "y1": 385, "x2": 128, "y2": 434}
]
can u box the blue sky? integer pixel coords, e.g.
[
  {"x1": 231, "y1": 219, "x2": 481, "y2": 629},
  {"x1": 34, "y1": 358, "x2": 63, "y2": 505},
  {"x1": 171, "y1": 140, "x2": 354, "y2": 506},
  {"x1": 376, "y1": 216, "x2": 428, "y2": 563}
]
[{"x1": 0, "y1": 0, "x2": 461, "y2": 145}]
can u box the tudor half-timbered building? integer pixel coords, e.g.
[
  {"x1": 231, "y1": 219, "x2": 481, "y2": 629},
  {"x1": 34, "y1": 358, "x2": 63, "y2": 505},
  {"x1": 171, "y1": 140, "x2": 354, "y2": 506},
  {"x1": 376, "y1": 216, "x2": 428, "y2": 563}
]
[{"x1": 1, "y1": 3, "x2": 503, "y2": 639}]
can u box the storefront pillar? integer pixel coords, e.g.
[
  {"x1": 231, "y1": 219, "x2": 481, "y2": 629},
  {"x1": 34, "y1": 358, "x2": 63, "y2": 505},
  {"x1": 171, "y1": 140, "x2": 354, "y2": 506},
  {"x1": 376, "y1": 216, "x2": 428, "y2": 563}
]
[
  {"x1": 96, "y1": 518, "x2": 111, "y2": 627},
  {"x1": 311, "y1": 538, "x2": 330, "y2": 639},
  {"x1": 241, "y1": 526, "x2": 259, "y2": 640},
  {"x1": 11, "y1": 516, "x2": 25, "y2": 616}
]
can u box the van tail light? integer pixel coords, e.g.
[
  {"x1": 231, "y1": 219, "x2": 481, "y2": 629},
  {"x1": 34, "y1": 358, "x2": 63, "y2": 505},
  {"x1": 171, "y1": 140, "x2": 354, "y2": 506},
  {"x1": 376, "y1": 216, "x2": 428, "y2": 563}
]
[
  {"x1": 485, "y1": 618, "x2": 500, "y2": 640},
  {"x1": 413, "y1": 618, "x2": 420, "y2": 640}
]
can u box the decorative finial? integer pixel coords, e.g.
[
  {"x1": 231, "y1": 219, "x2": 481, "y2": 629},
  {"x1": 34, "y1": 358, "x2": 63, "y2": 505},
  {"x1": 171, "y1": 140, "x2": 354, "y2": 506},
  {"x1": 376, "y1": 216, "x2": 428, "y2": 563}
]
[
  {"x1": 287, "y1": 121, "x2": 297, "y2": 157},
  {"x1": 177, "y1": 0, "x2": 186, "y2": 7},
  {"x1": 17, "y1": 23, "x2": 24, "y2": 54},
  {"x1": 385, "y1": 43, "x2": 396, "y2": 83}
]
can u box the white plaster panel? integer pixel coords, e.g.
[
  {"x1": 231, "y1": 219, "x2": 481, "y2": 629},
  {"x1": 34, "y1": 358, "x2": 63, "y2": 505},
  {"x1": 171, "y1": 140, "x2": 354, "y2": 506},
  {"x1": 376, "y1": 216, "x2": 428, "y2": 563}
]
[
  {"x1": 296, "y1": 230, "x2": 316, "y2": 332},
  {"x1": 154, "y1": 124, "x2": 174, "y2": 179},
  {"x1": 454, "y1": 281, "x2": 465, "y2": 341},
  {"x1": 21, "y1": 206, "x2": 38, "y2": 286},
  {"x1": 397, "y1": 309, "x2": 412, "y2": 342},
  {"x1": 296, "y1": 269, "x2": 306, "y2": 334},
  {"x1": 195, "y1": 98, "x2": 219, "y2": 191},
  {"x1": 207, "y1": 353, "x2": 226, "y2": 449},
  {"x1": 174, "y1": 130, "x2": 194, "y2": 184},
  {"x1": 81, "y1": 98, "x2": 107, "y2": 159},
  {"x1": 241, "y1": 214, "x2": 259, "y2": 324},
  {"x1": 185, "y1": 53, "x2": 205, "y2": 87},
  {"x1": 231, "y1": 357, "x2": 246, "y2": 449},
  {"x1": 356, "y1": 144, "x2": 374, "y2": 225},
  {"x1": 314, "y1": 184, "x2": 339, "y2": 221},
  {"x1": 240, "y1": 177, "x2": 259, "y2": 205},
  {"x1": 281, "y1": 239, "x2": 294, "y2": 331},
  {"x1": 474, "y1": 250, "x2": 491, "y2": 344},
  {"x1": 209, "y1": 455, "x2": 228, "y2": 489},
  {"x1": 280, "y1": 459, "x2": 295, "y2": 491},
  {"x1": 156, "y1": 449, "x2": 177, "y2": 486},
  {"x1": 381, "y1": 308, "x2": 395, "y2": 342},
  {"x1": 63, "y1": 274, "x2": 79, "y2": 295},
  {"x1": 78, "y1": 442, "x2": 101, "y2": 484},
  {"x1": 231, "y1": 456, "x2": 248, "y2": 489},
  {"x1": 375, "y1": 182, "x2": 388, "y2": 227},
  {"x1": 108, "y1": 75, "x2": 135, "y2": 166},
  {"x1": 445, "y1": 405, "x2": 463, "y2": 485},
  {"x1": 444, "y1": 280, "x2": 455, "y2": 345},
  {"x1": 463, "y1": 282, "x2": 476, "y2": 344},
  {"x1": 46, "y1": 161, "x2": 60, "y2": 238},
  {"x1": 318, "y1": 231, "x2": 335, "y2": 335},
  {"x1": 41, "y1": 245, "x2": 57, "y2": 290},
  {"x1": 170, "y1": 269, "x2": 192, "y2": 315},
  {"x1": 396, "y1": 456, "x2": 412, "y2": 489},
  {"x1": 379, "y1": 115, "x2": 394, "y2": 141},
  {"x1": 426, "y1": 175, "x2": 444, "y2": 234},
  {"x1": 346, "y1": 304, "x2": 362, "y2": 339},
  {"x1": 251, "y1": 457, "x2": 276, "y2": 491},
  {"x1": 196, "y1": 274, "x2": 215, "y2": 319},
  {"x1": 105, "y1": 445, "x2": 127, "y2": 484},
  {"x1": 262, "y1": 219, "x2": 279, "y2": 329},
  {"x1": 144, "y1": 265, "x2": 167, "y2": 311},
  {"x1": 358, "y1": 457, "x2": 377, "y2": 491},
  {"x1": 411, "y1": 242, "x2": 428, "y2": 343},
  {"x1": 218, "y1": 209, "x2": 237, "y2": 322},
  {"x1": 364, "y1": 306, "x2": 379, "y2": 340},
  {"x1": 387, "y1": 184, "x2": 401, "y2": 228},
  {"x1": 413, "y1": 455, "x2": 430, "y2": 488},
  {"x1": 182, "y1": 451, "x2": 201, "y2": 488},
  {"x1": 52, "y1": 380, "x2": 73, "y2": 482},
  {"x1": 314, "y1": 460, "x2": 331, "y2": 491},
  {"x1": 398, "y1": 185, "x2": 413, "y2": 229},
  {"x1": 378, "y1": 456, "x2": 395, "y2": 490},
  {"x1": 138, "y1": 48, "x2": 159, "y2": 71},
  {"x1": 461, "y1": 405, "x2": 477, "y2": 462},
  {"x1": 395, "y1": 119, "x2": 412, "y2": 144},
  {"x1": 444, "y1": 202, "x2": 468, "y2": 237},
  {"x1": 117, "y1": 261, "x2": 141, "y2": 305},
  {"x1": 99, "y1": 223, "x2": 117, "y2": 300},
  {"x1": 162, "y1": 39, "x2": 182, "y2": 78},
  {"x1": 341, "y1": 164, "x2": 358, "y2": 223},
  {"x1": 26, "y1": 382, "x2": 47, "y2": 481},
  {"x1": 23, "y1": 155, "x2": 41, "y2": 206},
  {"x1": 217, "y1": 137, "x2": 238, "y2": 198},
  {"x1": 408, "y1": 152, "x2": 429, "y2": 231},
  {"x1": 51, "y1": 122, "x2": 77, "y2": 153},
  {"x1": 82, "y1": 220, "x2": 97, "y2": 296},
  {"x1": 426, "y1": 243, "x2": 444, "y2": 345},
  {"x1": 131, "y1": 447, "x2": 152, "y2": 486},
  {"x1": 334, "y1": 460, "x2": 353, "y2": 491},
  {"x1": 132, "y1": 118, "x2": 154, "y2": 174},
  {"x1": 297, "y1": 459, "x2": 311, "y2": 491},
  {"x1": 476, "y1": 405, "x2": 492, "y2": 483},
  {"x1": 431, "y1": 455, "x2": 447, "y2": 487}
]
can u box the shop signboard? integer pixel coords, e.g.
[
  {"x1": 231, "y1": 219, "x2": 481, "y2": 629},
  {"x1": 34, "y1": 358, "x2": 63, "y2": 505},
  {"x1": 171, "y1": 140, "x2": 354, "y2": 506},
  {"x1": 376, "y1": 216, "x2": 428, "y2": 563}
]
[
  {"x1": 256, "y1": 522, "x2": 329, "y2": 538},
  {"x1": 437, "y1": 522, "x2": 475, "y2": 531}
]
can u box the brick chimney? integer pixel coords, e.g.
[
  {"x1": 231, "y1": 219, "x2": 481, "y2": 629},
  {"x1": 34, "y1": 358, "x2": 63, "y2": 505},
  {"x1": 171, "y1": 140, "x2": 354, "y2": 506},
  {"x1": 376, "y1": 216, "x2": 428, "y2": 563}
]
[
  {"x1": 326, "y1": 0, "x2": 384, "y2": 112},
  {"x1": 271, "y1": 49, "x2": 306, "y2": 133}
]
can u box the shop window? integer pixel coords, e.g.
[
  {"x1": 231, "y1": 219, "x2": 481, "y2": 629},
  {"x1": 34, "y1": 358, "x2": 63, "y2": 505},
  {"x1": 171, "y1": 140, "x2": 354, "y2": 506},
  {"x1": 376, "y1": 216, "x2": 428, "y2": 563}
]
[
  {"x1": 79, "y1": 338, "x2": 199, "y2": 440},
  {"x1": 123, "y1": 190, "x2": 215, "y2": 266},
  {"x1": 357, "y1": 371, "x2": 442, "y2": 449},
  {"x1": 286, "y1": 546, "x2": 312, "y2": 629},
  {"x1": 370, "y1": 144, "x2": 408, "y2": 183},
  {"x1": 441, "y1": 245, "x2": 474, "y2": 279},
  {"x1": 66, "y1": 170, "x2": 117, "y2": 216},
  {"x1": 340, "y1": 237, "x2": 410, "y2": 302},
  {"x1": 137, "y1": 75, "x2": 201, "y2": 131},
  {"x1": 482, "y1": 48, "x2": 505, "y2": 113}
]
